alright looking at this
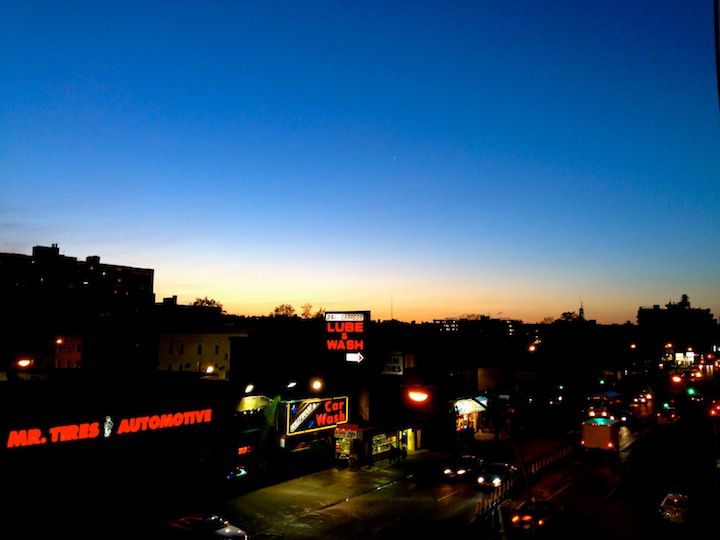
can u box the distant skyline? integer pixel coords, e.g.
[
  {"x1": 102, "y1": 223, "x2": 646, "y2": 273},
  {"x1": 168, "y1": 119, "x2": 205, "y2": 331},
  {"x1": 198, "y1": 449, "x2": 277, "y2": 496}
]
[{"x1": 2, "y1": 2, "x2": 719, "y2": 324}]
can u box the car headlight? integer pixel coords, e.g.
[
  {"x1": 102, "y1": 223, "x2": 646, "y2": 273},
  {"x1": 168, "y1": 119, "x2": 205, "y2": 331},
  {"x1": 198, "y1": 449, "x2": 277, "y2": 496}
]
[
  {"x1": 492, "y1": 477, "x2": 501, "y2": 486},
  {"x1": 478, "y1": 476, "x2": 485, "y2": 484}
]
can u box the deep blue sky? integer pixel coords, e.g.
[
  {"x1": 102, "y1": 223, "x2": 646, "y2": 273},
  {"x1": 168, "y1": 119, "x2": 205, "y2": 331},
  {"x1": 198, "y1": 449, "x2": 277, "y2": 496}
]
[{"x1": 2, "y1": 1, "x2": 719, "y2": 323}]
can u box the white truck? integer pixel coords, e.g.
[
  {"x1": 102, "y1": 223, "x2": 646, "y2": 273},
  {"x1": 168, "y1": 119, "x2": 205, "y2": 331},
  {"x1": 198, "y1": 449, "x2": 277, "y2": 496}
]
[{"x1": 580, "y1": 417, "x2": 620, "y2": 452}]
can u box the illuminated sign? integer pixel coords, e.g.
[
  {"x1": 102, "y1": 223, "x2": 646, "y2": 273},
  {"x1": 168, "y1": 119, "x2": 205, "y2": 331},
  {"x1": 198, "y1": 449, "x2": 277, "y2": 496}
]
[
  {"x1": 325, "y1": 311, "x2": 370, "y2": 362},
  {"x1": 285, "y1": 396, "x2": 348, "y2": 436},
  {"x1": 334, "y1": 423, "x2": 359, "y2": 439},
  {"x1": 6, "y1": 408, "x2": 213, "y2": 449},
  {"x1": 382, "y1": 351, "x2": 404, "y2": 375}
]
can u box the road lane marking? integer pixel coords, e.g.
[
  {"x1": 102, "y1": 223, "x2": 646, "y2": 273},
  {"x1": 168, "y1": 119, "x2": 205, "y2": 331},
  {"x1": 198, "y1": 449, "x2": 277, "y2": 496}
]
[{"x1": 437, "y1": 490, "x2": 458, "y2": 501}]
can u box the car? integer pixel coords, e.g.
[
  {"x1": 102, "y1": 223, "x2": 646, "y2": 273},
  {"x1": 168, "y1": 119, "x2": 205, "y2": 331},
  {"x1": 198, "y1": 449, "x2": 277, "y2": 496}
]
[
  {"x1": 656, "y1": 407, "x2": 679, "y2": 425},
  {"x1": 585, "y1": 406, "x2": 612, "y2": 419},
  {"x1": 439, "y1": 454, "x2": 484, "y2": 481},
  {"x1": 509, "y1": 498, "x2": 562, "y2": 532},
  {"x1": 476, "y1": 462, "x2": 518, "y2": 490},
  {"x1": 167, "y1": 514, "x2": 249, "y2": 539},
  {"x1": 608, "y1": 406, "x2": 634, "y2": 426},
  {"x1": 658, "y1": 492, "x2": 689, "y2": 524},
  {"x1": 708, "y1": 399, "x2": 720, "y2": 417}
]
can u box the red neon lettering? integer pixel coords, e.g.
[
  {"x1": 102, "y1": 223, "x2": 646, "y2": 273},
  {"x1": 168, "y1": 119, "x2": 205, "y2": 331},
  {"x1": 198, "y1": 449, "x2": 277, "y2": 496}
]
[
  {"x1": 7, "y1": 428, "x2": 44, "y2": 448},
  {"x1": 327, "y1": 339, "x2": 365, "y2": 350},
  {"x1": 64, "y1": 424, "x2": 80, "y2": 441},
  {"x1": 49, "y1": 426, "x2": 63, "y2": 442},
  {"x1": 117, "y1": 409, "x2": 213, "y2": 435},
  {"x1": 326, "y1": 322, "x2": 364, "y2": 333},
  {"x1": 315, "y1": 411, "x2": 346, "y2": 426},
  {"x1": 117, "y1": 418, "x2": 131, "y2": 434},
  {"x1": 83, "y1": 422, "x2": 101, "y2": 439},
  {"x1": 325, "y1": 400, "x2": 345, "y2": 413},
  {"x1": 47, "y1": 422, "x2": 101, "y2": 442}
]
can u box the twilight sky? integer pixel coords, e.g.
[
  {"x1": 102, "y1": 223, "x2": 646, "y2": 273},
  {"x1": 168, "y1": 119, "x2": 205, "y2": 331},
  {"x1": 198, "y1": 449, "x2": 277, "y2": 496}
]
[{"x1": 2, "y1": 1, "x2": 719, "y2": 324}]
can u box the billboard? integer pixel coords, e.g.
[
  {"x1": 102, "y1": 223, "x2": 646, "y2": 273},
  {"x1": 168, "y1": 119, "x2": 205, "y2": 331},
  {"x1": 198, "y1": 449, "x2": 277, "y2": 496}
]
[
  {"x1": 284, "y1": 396, "x2": 349, "y2": 436},
  {"x1": 325, "y1": 311, "x2": 370, "y2": 362},
  {"x1": 6, "y1": 408, "x2": 214, "y2": 449}
]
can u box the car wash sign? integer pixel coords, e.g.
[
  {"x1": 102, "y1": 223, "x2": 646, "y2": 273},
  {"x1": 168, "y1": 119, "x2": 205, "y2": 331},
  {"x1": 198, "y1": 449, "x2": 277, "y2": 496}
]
[
  {"x1": 325, "y1": 311, "x2": 370, "y2": 363},
  {"x1": 285, "y1": 396, "x2": 348, "y2": 436}
]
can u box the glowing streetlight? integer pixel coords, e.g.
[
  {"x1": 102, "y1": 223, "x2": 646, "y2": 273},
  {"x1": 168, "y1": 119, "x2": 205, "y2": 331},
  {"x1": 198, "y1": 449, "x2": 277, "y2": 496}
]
[
  {"x1": 310, "y1": 378, "x2": 323, "y2": 392},
  {"x1": 407, "y1": 389, "x2": 429, "y2": 403},
  {"x1": 16, "y1": 358, "x2": 33, "y2": 369}
]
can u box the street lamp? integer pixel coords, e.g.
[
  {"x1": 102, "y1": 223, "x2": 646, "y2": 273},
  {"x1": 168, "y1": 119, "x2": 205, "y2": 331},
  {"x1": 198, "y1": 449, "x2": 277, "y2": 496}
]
[{"x1": 310, "y1": 378, "x2": 323, "y2": 392}]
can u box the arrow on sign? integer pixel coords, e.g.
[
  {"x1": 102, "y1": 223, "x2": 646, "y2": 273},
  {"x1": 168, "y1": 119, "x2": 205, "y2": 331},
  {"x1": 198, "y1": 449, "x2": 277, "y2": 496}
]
[{"x1": 346, "y1": 352, "x2": 364, "y2": 363}]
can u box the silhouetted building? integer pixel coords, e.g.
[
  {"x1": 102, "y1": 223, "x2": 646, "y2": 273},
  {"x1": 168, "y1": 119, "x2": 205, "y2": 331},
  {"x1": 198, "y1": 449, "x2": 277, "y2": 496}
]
[
  {"x1": 637, "y1": 294, "x2": 717, "y2": 365},
  {"x1": 0, "y1": 244, "x2": 155, "y2": 370}
]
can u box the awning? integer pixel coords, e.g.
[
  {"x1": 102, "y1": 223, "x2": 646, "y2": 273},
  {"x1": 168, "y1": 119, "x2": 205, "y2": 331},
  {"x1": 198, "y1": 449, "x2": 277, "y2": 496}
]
[{"x1": 454, "y1": 397, "x2": 487, "y2": 415}]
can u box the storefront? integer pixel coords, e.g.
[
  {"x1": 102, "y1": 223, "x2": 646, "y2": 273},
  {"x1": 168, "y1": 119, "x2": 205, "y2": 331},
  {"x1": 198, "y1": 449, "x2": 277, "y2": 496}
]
[
  {"x1": 334, "y1": 423, "x2": 360, "y2": 463},
  {"x1": 278, "y1": 395, "x2": 349, "y2": 459},
  {"x1": 453, "y1": 396, "x2": 488, "y2": 435},
  {"x1": 334, "y1": 424, "x2": 419, "y2": 466}
]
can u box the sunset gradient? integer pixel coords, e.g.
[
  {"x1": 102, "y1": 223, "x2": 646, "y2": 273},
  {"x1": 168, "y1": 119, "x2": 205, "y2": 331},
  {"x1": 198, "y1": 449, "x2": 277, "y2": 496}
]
[{"x1": 2, "y1": 1, "x2": 718, "y2": 324}]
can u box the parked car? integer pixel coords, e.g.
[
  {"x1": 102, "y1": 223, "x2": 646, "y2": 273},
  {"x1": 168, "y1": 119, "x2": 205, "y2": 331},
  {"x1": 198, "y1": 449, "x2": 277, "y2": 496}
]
[
  {"x1": 476, "y1": 462, "x2": 518, "y2": 490},
  {"x1": 658, "y1": 492, "x2": 689, "y2": 524},
  {"x1": 439, "y1": 454, "x2": 484, "y2": 482},
  {"x1": 167, "y1": 514, "x2": 249, "y2": 539}
]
